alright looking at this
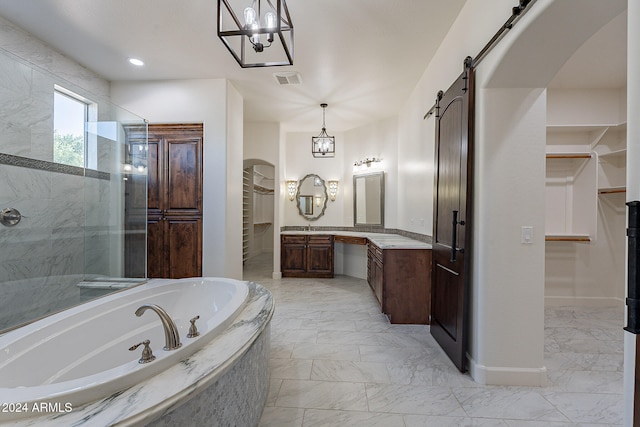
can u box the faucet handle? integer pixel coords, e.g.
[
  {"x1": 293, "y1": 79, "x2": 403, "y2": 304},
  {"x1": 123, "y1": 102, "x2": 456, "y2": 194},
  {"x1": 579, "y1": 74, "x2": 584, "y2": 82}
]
[
  {"x1": 129, "y1": 339, "x2": 156, "y2": 364},
  {"x1": 187, "y1": 315, "x2": 200, "y2": 338}
]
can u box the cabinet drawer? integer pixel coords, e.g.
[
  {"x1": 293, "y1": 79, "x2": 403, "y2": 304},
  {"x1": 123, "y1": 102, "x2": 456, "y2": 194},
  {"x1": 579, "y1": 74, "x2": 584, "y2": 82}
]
[
  {"x1": 282, "y1": 235, "x2": 307, "y2": 244},
  {"x1": 308, "y1": 235, "x2": 333, "y2": 244},
  {"x1": 335, "y1": 235, "x2": 367, "y2": 245},
  {"x1": 368, "y1": 244, "x2": 383, "y2": 262}
]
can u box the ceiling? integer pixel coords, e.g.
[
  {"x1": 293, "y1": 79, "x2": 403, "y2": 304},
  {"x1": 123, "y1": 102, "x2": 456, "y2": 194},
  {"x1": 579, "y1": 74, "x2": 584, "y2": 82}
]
[
  {"x1": 0, "y1": 2, "x2": 627, "y2": 132},
  {"x1": 548, "y1": 10, "x2": 626, "y2": 89},
  {"x1": 0, "y1": 0, "x2": 467, "y2": 132}
]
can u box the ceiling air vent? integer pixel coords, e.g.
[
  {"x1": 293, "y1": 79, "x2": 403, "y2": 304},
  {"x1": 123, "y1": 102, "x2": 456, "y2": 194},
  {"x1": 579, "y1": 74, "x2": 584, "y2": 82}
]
[{"x1": 273, "y1": 71, "x2": 302, "y2": 85}]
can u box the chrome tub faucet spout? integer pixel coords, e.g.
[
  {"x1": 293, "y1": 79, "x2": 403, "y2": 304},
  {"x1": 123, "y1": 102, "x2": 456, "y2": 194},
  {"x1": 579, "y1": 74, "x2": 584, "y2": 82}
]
[{"x1": 135, "y1": 304, "x2": 182, "y2": 350}]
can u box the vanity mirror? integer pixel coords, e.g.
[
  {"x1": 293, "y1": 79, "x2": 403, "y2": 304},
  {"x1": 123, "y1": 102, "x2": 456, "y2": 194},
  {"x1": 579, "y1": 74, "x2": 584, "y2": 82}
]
[
  {"x1": 353, "y1": 171, "x2": 384, "y2": 227},
  {"x1": 296, "y1": 174, "x2": 328, "y2": 220}
]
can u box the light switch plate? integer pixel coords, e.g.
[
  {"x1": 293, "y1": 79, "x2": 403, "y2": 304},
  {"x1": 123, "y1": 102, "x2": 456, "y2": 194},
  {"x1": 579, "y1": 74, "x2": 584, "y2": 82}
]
[{"x1": 521, "y1": 226, "x2": 533, "y2": 244}]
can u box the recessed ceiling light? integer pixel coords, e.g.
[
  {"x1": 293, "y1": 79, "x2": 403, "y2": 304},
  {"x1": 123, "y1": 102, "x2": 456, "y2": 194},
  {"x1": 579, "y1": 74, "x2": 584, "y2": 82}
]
[{"x1": 128, "y1": 58, "x2": 144, "y2": 66}]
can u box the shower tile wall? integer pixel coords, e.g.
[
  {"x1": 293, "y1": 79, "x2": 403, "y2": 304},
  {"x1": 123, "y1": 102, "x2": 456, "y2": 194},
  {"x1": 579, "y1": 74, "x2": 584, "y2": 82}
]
[{"x1": 0, "y1": 15, "x2": 114, "y2": 330}]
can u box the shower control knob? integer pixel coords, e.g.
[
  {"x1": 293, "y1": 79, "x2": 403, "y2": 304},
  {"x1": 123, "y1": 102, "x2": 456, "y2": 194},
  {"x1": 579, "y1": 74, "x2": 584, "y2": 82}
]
[
  {"x1": 187, "y1": 315, "x2": 200, "y2": 338},
  {"x1": 0, "y1": 208, "x2": 22, "y2": 227},
  {"x1": 129, "y1": 339, "x2": 156, "y2": 364}
]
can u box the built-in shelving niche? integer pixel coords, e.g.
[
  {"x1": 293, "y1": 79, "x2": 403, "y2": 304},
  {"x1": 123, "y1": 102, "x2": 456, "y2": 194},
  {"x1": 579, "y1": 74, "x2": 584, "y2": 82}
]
[
  {"x1": 544, "y1": 123, "x2": 626, "y2": 242},
  {"x1": 242, "y1": 164, "x2": 275, "y2": 265}
]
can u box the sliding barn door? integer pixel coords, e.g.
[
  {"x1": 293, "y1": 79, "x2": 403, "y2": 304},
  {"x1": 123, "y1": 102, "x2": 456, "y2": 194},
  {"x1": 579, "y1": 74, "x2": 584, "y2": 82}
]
[{"x1": 431, "y1": 60, "x2": 474, "y2": 372}]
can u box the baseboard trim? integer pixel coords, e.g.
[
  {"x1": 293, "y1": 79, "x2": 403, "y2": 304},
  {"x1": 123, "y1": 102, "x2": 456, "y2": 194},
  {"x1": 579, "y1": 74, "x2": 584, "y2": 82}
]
[
  {"x1": 544, "y1": 296, "x2": 624, "y2": 307},
  {"x1": 468, "y1": 355, "x2": 547, "y2": 387}
]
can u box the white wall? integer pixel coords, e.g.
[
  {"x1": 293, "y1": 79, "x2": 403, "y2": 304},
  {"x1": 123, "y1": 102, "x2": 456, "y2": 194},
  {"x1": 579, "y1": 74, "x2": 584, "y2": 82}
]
[
  {"x1": 547, "y1": 88, "x2": 627, "y2": 126},
  {"x1": 244, "y1": 122, "x2": 280, "y2": 274},
  {"x1": 625, "y1": 2, "x2": 640, "y2": 425},
  {"x1": 226, "y1": 82, "x2": 244, "y2": 279},
  {"x1": 110, "y1": 78, "x2": 244, "y2": 279},
  {"x1": 283, "y1": 131, "x2": 345, "y2": 227},
  {"x1": 397, "y1": 0, "x2": 516, "y2": 239},
  {"x1": 473, "y1": 86, "x2": 548, "y2": 385},
  {"x1": 344, "y1": 116, "x2": 398, "y2": 229}
]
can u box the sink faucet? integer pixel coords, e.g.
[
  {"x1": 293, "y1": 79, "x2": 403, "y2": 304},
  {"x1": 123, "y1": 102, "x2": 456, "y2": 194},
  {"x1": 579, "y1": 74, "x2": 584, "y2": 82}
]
[
  {"x1": 135, "y1": 304, "x2": 182, "y2": 351},
  {"x1": 307, "y1": 223, "x2": 312, "y2": 232}
]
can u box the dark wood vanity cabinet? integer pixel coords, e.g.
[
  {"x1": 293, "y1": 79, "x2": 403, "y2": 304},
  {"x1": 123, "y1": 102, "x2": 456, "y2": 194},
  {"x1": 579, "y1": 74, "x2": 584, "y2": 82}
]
[
  {"x1": 367, "y1": 242, "x2": 431, "y2": 324},
  {"x1": 281, "y1": 235, "x2": 334, "y2": 278}
]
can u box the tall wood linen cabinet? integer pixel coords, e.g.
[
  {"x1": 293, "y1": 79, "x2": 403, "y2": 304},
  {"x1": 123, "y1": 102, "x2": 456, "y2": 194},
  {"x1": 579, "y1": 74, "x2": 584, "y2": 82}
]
[{"x1": 146, "y1": 124, "x2": 203, "y2": 278}]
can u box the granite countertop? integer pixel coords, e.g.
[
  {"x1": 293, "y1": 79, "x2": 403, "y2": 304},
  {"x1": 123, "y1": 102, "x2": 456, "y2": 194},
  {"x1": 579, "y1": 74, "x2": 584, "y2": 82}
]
[{"x1": 281, "y1": 230, "x2": 431, "y2": 250}]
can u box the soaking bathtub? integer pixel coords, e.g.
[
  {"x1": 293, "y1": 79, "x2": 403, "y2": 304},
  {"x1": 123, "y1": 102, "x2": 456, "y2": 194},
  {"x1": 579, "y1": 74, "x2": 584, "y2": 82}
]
[{"x1": 0, "y1": 278, "x2": 274, "y2": 425}]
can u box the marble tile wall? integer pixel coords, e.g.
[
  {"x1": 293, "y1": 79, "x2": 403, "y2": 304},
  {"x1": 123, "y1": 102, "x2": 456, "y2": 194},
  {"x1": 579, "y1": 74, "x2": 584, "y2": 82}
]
[{"x1": 0, "y1": 16, "x2": 133, "y2": 331}]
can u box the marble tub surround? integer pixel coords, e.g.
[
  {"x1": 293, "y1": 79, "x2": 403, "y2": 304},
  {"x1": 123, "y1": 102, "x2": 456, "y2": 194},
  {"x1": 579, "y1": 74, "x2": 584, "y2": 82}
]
[
  {"x1": 280, "y1": 230, "x2": 431, "y2": 250},
  {"x1": 243, "y1": 254, "x2": 624, "y2": 427},
  {"x1": 1, "y1": 281, "x2": 274, "y2": 426}
]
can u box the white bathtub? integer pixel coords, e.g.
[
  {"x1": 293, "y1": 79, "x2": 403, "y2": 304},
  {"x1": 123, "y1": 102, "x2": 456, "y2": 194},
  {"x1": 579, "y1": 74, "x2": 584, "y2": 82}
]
[{"x1": 0, "y1": 277, "x2": 249, "y2": 422}]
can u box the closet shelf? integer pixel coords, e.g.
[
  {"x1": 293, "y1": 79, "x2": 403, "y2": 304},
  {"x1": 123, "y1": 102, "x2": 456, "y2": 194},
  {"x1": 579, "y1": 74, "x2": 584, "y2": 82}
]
[
  {"x1": 545, "y1": 234, "x2": 592, "y2": 242},
  {"x1": 253, "y1": 184, "x2": 274, "y2": 195},
  {"x1": 598, "y1": 186, "x2": 626, "y2": 195},
  {"x1": 598, "y1": 149, "x2": 626, "y2": 159},
  {"x1": 545, "y1": 153, "x2": 592, "y2": 159}
]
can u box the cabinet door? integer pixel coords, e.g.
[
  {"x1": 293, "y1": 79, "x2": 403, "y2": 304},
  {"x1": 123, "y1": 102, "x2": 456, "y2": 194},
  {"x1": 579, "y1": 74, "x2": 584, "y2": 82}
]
[
  {"x1": 147, "y1": 216, "x2": 166, "y2": 278},
  {"x1": 146, "y1": 136, "x2": 163, "y2": 217},
  {"x1": 307, "y1": 235, "x2": 334, "y2": 277},
  {"x1": 367, "y1": 248, "x2": 373, "y2": 290},
  {"x1": 281, "y1": 236, "x2": 307, "y2": 276},
  {"x1": 372, "y1": 257, "x2": 383, "y2": 305},
  {"x1": 145, "y1": 124, "x2": 203, "y2": 279},
  {"x1": 307, "y1": 243, "x2": 333, "y2": 277},
  {"x1": 165, "y1": 136, "x2": 202, "y2": 215},
  {"x1": 166, "y1": 218, "x2": 202, "y2": 278}
]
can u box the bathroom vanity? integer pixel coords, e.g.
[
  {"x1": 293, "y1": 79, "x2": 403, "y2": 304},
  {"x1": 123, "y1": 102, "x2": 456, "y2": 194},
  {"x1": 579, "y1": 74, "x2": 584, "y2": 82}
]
[
  {"x1": 280, "y1": 234, "x2": 334, "y2": 278},
  {"x1": 280, "y1": 231, "x2": 431, "y2": 324}
]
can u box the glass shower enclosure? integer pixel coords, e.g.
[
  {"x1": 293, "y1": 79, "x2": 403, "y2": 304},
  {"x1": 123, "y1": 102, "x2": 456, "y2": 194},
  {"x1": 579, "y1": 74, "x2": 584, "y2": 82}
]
[{"x1": 0, "y1": 47, "x2": 148, "y2": 333}]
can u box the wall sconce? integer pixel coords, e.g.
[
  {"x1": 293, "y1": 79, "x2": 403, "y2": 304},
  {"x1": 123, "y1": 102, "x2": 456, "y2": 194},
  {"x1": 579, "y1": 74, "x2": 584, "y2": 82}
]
[
  {"x1": 315, "y1": 196, "x2": 322, "y2": 207},
  {"x1": 354, "y1": 157, "x2": 383, "y2": 167},
  {"x1": 328, "y1": 180, "x2": 338, "y2": 201},
  {"x1": 286, "y1": 180, "x2": 297, "y2": 201}
]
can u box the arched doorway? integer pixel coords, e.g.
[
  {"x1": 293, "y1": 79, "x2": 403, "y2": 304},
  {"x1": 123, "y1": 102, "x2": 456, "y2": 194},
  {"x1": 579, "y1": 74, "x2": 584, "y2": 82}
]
[
  {"x1": 469, "y1": 0, "x2": 627, "y2": 393},
  {"x1": 242, "y1": 159, "x2": 276, "y2": 278}
]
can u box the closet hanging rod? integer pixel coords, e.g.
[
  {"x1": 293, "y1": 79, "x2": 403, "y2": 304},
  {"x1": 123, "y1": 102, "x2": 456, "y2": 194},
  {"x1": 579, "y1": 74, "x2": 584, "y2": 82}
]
[{"x1": 424, "y1": 0, "x2": 537, "y2": 120}]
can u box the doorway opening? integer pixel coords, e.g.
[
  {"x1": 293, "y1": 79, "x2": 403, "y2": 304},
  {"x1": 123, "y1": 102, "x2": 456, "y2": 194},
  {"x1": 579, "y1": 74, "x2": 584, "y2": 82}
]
[
  {"x1": 243, "y1": 160, "x2": 275, "y2": 279},
  {"x1": 543, "y1": 9, "x2": 626, "y2": 391}
]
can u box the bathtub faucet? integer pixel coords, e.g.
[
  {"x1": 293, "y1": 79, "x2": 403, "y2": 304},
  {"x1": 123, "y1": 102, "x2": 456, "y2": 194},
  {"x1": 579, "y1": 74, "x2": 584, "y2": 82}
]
[{"x1": 135, "y1": 304, "x2": 182, "y2": 351}]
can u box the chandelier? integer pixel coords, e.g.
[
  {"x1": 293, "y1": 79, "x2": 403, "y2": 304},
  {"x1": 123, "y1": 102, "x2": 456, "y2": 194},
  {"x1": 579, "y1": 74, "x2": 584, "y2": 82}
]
[
  {"x1": 311, "y1": 103, "x2": 335, "y2": 158},
  {"x1": 217, "y1": 0, "x2": 294, "y2": 68}
]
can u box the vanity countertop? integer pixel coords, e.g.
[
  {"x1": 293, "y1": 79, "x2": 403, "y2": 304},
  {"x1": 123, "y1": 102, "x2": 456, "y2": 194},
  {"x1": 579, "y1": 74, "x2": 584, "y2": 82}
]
[{"x1": 281, "y1": 230, "x2": 431, "y2": 250}]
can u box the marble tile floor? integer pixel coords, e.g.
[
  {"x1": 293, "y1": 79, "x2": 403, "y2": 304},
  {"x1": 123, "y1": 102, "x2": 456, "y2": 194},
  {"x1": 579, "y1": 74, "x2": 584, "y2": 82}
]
[{"x1": 243, "y1": 254, "x2": 624, "y2": 427}]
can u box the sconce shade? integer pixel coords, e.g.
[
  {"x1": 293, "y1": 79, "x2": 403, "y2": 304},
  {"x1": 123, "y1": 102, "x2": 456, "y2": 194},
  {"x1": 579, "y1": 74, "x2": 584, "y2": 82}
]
[
  {"x1": 286, "y1": 180, "x2": 297, "y2": 201},
  {"x1": 328, "y1": 180, "x2": 338, "y2": 201},
  {"x1": 312, "y1": 103, "x2": 335, "y2": 158},
  {"x1": 217, "y1": 0, "x2": 294, "y2": 68}
]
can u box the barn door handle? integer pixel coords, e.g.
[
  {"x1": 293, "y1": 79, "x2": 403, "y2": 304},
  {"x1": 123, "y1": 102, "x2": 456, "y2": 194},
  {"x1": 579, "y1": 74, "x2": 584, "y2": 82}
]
[{"x1": 451, "y1": 210, "x2": 465, "y2": 262}]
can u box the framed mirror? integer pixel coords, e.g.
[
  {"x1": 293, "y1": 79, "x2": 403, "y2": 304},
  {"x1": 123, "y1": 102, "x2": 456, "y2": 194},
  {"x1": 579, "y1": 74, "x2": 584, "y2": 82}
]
[
  {"x1": 296, "y1": 174, "x2": 328, "y2": 220},
  {"x1": 354, "y1": 172, "x2": 384, "y2": 227}
]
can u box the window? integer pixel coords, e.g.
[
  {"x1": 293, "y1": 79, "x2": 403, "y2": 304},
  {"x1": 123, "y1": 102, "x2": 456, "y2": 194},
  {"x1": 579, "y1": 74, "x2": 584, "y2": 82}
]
[{"x1": 53, "y1": 89, "x2": 88, "y2": 167}]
